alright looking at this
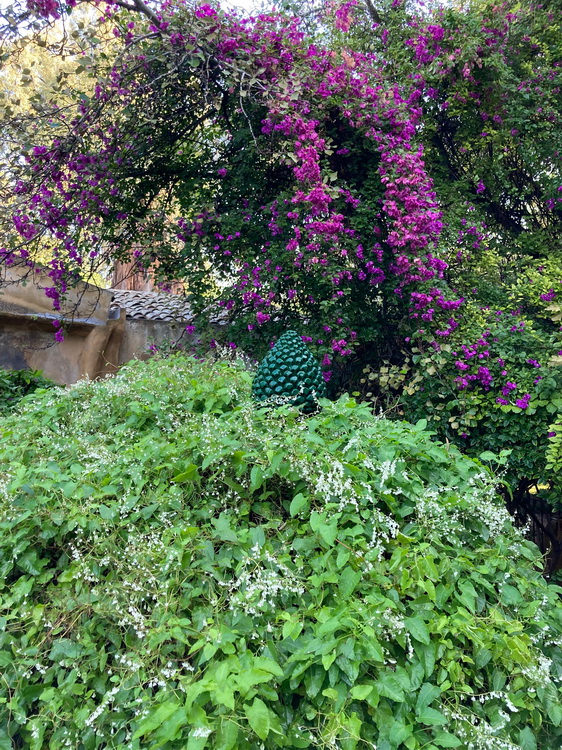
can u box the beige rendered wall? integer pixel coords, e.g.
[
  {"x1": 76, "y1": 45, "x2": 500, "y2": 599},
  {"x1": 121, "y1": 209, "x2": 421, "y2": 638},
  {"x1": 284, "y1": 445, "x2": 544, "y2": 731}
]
[
  {"x1": 118, "y1": 319, "x2": 190, "y2": 364},
  {"x1": 0, "y1": 267, "x2": 124, "y2": 385},
  {"x1": 0, "y1": 267, "x2": 199, "y2": 385}
]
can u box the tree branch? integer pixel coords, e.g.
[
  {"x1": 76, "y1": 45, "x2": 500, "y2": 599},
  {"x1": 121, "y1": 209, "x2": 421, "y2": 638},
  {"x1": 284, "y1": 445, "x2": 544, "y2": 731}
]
[
  {"x1": 363, "y1": 0, "x2": 381, "y2": 25},
  {"x1": 93, "y1": 0, "x2": 161, "y2": 25},
  {"x1": 131, "y1": 0, "x2": 161, "y2": 25}
]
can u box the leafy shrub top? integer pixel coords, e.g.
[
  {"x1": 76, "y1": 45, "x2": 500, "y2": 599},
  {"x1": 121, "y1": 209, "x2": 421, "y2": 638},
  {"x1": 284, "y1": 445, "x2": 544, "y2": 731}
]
[
  {"x1": 1, "y1": 355, "x2": 562, "y2": 749},
  {"x1": 364, "y1": 306, "x2": 562, "y2": 501},
  {"x1": 0, "y1": 367, "x2": 55, "y2": 415}
]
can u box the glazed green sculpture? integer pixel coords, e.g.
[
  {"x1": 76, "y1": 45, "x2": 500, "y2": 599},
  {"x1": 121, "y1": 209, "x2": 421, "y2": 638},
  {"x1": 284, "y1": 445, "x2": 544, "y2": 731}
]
[{"x1": 252, "y1": 330, "x2": 327, "y2": 413}]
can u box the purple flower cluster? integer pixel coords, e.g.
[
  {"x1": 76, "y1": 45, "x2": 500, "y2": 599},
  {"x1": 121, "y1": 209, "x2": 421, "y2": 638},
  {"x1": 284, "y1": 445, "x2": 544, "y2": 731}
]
[
  {"x1": 443, "y1": 309, "x2": 561, "y2": 420},
  {"x1": 15, "y1": 0, "x2": 562, "y2": 397},
  {"x1": 515, "y1": 393, "x2": 531, "y2": 410},
  {"x1": 13, "y1": 0, "x2": 457, "y2": 364},
  {"x1": 27, "y1": 0, "x2": 60, "y2": 19}
]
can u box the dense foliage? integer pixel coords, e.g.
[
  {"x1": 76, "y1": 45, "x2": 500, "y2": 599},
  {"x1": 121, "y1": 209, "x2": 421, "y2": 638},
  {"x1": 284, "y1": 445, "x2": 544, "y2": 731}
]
[
  {"x1": 1, "y1": 0, "x2": 562, "y2": 495},
  {"x1": 1, "y1": 355, "x2": 562, "y2": 748},
  {"x1": 361, "y1": 303, "x2": 562, "y2": 503},
  {"x1": 0, "y1": 366, "x2": 55, "y2": 414}
]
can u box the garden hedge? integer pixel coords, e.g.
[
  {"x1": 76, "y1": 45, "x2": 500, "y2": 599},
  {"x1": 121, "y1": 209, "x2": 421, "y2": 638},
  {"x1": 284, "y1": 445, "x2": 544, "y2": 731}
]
[{"x1": 1, "y1": 355, "x2": 562, "y2": 749}]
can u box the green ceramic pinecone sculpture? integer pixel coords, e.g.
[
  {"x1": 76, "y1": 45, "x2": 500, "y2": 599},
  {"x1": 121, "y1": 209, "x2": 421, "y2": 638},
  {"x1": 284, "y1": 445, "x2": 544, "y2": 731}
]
[{"x1": 252, "y1": 330, "x2": 327, "y2": 413}]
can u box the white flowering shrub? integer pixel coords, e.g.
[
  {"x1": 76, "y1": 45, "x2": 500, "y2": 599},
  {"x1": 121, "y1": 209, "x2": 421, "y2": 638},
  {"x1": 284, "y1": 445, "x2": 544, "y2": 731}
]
[{"x1": 1, "y1": 354, "x2": 562, "y2": 749}]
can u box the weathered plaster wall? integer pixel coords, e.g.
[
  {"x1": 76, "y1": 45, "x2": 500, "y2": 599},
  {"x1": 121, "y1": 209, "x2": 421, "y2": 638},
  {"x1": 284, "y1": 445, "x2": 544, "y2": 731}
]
[
  {"x1": 0, "y1": 267, "x2": 125, "y2": 385},
  {"x1": 118, "y1": 319, "x2": 188, "y2": 364}
]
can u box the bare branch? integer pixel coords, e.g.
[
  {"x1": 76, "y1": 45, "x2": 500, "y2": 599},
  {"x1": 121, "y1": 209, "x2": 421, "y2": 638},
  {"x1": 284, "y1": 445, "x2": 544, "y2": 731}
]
[
  {"x1": 110, "y1": 0, "x2": 139, "y2": 12},
  {"x1": 363, "y1": 0, "x2": 381, "y2": 25},
  {"x1": 130, "y1": 0, "x2": 161, "y2": 25}
]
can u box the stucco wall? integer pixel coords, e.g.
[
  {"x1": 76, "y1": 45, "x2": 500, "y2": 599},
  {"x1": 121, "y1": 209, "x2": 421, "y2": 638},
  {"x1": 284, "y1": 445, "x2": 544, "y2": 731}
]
[
  {"x1": 0, "y1": 267, "x2": 196, "y2": 385},
  {"x1": 0, "y1": 267, "x2": 124, "y2": 385},
  {"x1": 118, "y1": 319, "x2": 189, "y2": 364}
]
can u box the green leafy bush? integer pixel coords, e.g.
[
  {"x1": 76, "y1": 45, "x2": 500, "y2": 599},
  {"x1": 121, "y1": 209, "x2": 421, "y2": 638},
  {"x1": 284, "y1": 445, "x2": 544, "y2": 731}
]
[
  {"x1": 0, "y1": 366, "x2": 56, "y2": 414},
  {"x1": 362, "y1": 308, "x2": 562, "y2": 503},
  {"x1": 1, "y1": 355, "x2": 562, "y2": 749}
]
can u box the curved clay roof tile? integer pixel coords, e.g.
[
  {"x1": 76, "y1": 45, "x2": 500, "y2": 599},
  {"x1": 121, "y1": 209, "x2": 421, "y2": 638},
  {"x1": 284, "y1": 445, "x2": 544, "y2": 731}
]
[{"x1": 110, "y1": 290, "x2": 193, "y2": 322}]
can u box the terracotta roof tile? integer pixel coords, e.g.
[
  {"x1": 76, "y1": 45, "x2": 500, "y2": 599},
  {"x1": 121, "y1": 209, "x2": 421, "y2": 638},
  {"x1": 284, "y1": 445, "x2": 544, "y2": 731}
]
[{"x1": 110, "y1": 290, "x2": 194, "y2": 322}]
